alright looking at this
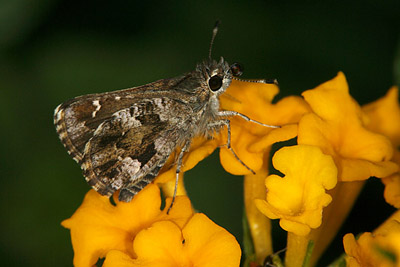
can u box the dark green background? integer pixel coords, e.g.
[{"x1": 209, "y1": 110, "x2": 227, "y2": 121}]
[{"x1": 1, "y1": 1, "x2": 399, "y2": 266}]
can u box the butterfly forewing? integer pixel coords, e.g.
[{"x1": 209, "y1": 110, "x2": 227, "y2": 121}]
[
  {"x1": 54, "y1": 77, "x2": 189, "y2": 161},
  {"x1": 54, "y1": 75, "x2": 199, "y2": 200}
]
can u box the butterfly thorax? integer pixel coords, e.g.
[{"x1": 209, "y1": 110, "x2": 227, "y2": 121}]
[{"x1": 175, "y1": 58, "x2": 233, "y2": 139}]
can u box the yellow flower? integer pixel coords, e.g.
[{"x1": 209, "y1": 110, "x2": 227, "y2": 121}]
[
  {"x1": 61, "y1": 184, "x2": 193, "y2": 267},
  {"x1": 382, "y1": 173, "x2": 400, "y2": 209},
  {"x1": 218, "y1": 80, "x2": 309, "y2": 265},
  {"x1": 103, "y1": 213, "x2": 241, "y2": 267},
  {"x1": 344, "y1": 210, "x2": 400, "y2": 267},
  {"x1": 293, "y1": 74, "x2": 399, "y2": 265},
  {"x1": 362, "y1": 87, "x2": 400, "y2": 147},
  {"x1": 255, "y1": 145, "x2": 337, "y2": 236},
  {"x1": 362, "y1": 86, "x2": 400, "y2": 208},
  {"x1": 298, "y1": 72, "x2": 398, "y2": 181}
]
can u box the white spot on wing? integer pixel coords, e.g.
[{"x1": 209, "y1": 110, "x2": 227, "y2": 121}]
[
  {"x1": 114, "y1": 108, "x2": 142, "y2": 129},
  {"x1": 54, "y1": 104, "x2": 61, "y2": 116},
  {"x1": 92, "y1": 100, "x2": 101, "y2": 118},
  {"x1": 54, "y1": 104, "x2": 63, "y2": 123},
  {"x1": 112, "y1": 178, "x2": 124, "y2": 189},
  {"x1": 120, "y1": 157, "x2": 141, "y2": 177}
]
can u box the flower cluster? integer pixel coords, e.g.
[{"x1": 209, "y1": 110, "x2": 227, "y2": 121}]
[
  {"x1": 251, "y1": 73, "x2": 399, "y2": 266},
  {"x1": 62, "y1": 184, "x2": 241, "y2": 267},
  {"x1": 62, "y1": 73, "x2": 400, "y2": 266}
]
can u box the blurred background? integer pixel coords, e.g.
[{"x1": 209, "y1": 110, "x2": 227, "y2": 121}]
[{"x1": 1, "y1": 0, "x2": 399, "y2": 266}]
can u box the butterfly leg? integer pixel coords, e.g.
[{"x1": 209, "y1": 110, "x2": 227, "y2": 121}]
[
  {"x1": 167, "y1": 141, "x2": 190, "y2": 214},
  {"x1": 224, "y1": 119, "x2": 256, "y2": 174},
  {"x1": 209, "y1": 119, "x2": 256, "y2": 174},
  {"x1": 217, "y1": 110, "x2": 279, "y2": 129},
  {"x1": 214, "y1": 110, "x2": 280, "y2": 173}
]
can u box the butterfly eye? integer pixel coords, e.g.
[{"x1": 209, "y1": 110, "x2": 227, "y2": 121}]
[
  {"x1": 208, "y1": 75, "x2": 223, "y2": 91},
  {"x1": 230, "y1": 62, "x2": 243, "y2": 77}
]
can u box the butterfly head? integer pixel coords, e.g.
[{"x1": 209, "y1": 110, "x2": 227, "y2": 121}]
[
  {"x1": 203, "y1": 21, "x2": 244, "y2": 97},
  {"x1": 197, "y1": 58, "x2": 244, "y2": 98}
]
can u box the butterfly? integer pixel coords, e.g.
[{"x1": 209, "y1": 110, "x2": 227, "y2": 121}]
[{"x1": 54, "y1": 21, "x2": 277, "y2": 206}]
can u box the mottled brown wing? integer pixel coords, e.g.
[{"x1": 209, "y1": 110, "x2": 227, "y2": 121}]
[
  {"x1": 55, "y1": 94, "x2": 193, "y2": 202},
  {"x1": 80, "y1": 101, "x2": 183, "y2": 200},
  {"x1": 53, "y1": 77, "x2": 186, "y2": 163}
]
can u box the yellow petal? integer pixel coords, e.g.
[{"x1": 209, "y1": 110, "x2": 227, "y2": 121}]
[
  {"x1": 339, "y1": 157, "x2": 398, "y2": 182},
  {"x1": 104, "y1": 213, "x2": 241, "y2": 267},
  {"x1": 219, "y1": 82, "x2": 310, "y2": 175},
  {"x1": 382, "y1": 173, "x2": 400, "y2": 208},
  {"x1": 298, "y1": 72, "x2": 398, "y2": 181},
  {"x1": 363, "y1": 86, "x2": 400, "y2": 146},
  {"x1": 362, "y1": 87, "x2": 400, "y2": 208},
  {"x1": 343, "y1": 233, "x2": 366, "y2": 267},
  {"x1": 255, "y1": 145, "x2": 337, "y2": 236},
  {"x1": 374, "y1": 209, "x2": 400, "y2": 235},
  {"x1": 133, "y1": 220, "x2": 187, "y2": 266},
  {"x1": 183, "y1": 213, "x2": 242, "y2": 267},
  {"x1": 221, "y1": 79, "x2": 279, "y2": 121}
]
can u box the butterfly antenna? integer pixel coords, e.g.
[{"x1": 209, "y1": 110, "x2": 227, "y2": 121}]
[
  {"x1": 233, "y1": 77, "x2": 279, "y2": 85},
  {"x1": 209, "y1": 20, "x2": 221, "y2": 60}
]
